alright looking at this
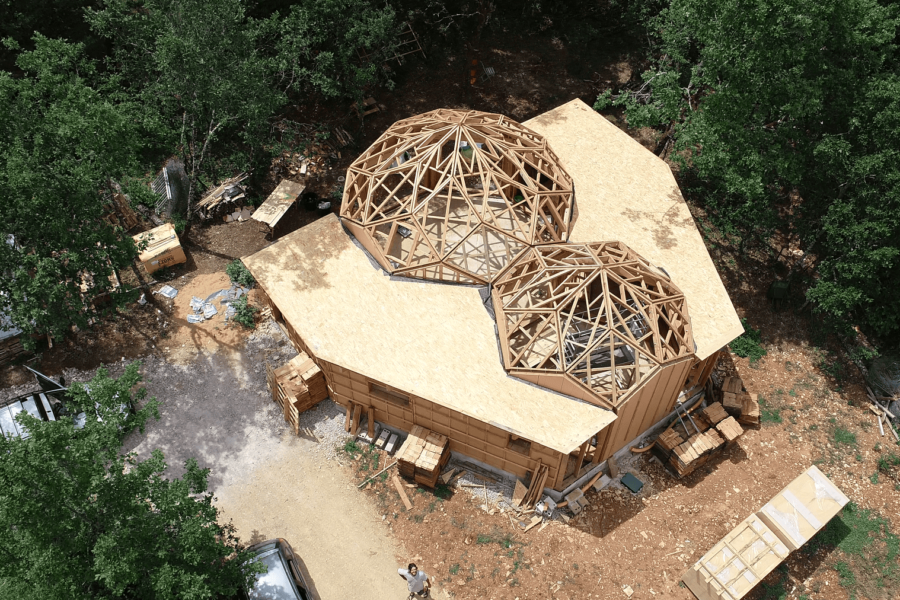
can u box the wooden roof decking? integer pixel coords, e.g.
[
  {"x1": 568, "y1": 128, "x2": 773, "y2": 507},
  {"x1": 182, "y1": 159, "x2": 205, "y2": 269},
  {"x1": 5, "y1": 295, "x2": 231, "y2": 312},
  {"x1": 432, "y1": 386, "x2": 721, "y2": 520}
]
[
  {"x1": 524, "y1": 100, "x2": 742, "y2": 360},
  {"x1": 243, "y1": 214, "x2": 616, "y2": 454}
]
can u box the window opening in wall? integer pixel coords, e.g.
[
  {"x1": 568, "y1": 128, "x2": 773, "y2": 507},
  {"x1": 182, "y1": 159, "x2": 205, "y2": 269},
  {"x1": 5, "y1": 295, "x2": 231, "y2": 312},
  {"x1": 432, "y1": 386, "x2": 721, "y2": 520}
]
[
  {"x1": 507, "y1": 435, "x2": 531, "y2": 456},
  {"x1": 369, "y1": 382, "x2": 410, "y2": 406}
]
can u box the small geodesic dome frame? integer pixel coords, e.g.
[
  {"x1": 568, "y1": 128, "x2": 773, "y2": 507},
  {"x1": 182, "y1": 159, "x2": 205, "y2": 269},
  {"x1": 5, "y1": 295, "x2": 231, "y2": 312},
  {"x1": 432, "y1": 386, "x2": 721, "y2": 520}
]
[
  {"x1": 491, "y1": 242, "x2": 694, "y2": 409},
  {"x1": 340, "y1": 109, "x2": 575, "y2": 284}
]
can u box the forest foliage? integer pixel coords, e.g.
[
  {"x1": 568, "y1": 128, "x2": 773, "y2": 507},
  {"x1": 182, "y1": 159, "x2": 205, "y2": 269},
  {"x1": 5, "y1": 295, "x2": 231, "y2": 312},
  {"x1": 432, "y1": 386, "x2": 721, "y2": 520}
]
[
  {"x1": 597, "y1": 0, "x2": 900, "y2": 339},
  {"x1": 0, "y1": 0, "x2": 898, "y2": 342}
]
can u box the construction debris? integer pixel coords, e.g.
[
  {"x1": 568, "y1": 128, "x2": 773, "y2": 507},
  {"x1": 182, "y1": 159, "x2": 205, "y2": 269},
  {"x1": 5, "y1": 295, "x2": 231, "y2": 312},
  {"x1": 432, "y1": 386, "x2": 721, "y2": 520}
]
[
  {"x1": 265, "y1": 352, "x2": 329, "y2": 435},
  {"x1": 195, "y1": 174, "x2": 248, "y2": 220},
  {"x1": 392, "y1": 473, "x2": 413, "y2": 510}
]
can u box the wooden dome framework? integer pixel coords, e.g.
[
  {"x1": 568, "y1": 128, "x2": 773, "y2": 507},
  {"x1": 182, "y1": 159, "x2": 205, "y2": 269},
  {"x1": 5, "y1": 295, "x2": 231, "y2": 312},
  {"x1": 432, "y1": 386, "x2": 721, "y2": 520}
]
[
  {"x1": 340, "y1": 109, "x2": 575, "y2": 284},
  {"x1": 491, "y1": 242, "x2": 694, "y2": 409}
]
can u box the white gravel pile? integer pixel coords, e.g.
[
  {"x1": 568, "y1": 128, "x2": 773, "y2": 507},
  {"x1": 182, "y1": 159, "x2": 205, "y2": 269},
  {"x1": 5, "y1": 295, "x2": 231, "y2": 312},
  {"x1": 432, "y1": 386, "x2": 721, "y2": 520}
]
[
  {"x1": 296, "y1": 399, "x2": 353, "y2": 461},
  {"x1": 448, "y1": 458, "x2": 517, "y2": 509}
]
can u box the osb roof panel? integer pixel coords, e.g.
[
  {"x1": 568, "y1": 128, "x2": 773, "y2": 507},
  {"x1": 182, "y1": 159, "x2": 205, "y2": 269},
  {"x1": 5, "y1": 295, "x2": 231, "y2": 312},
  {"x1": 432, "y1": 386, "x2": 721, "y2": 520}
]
[
  {"x1": 243, "y1": 214, "x2": 615, "y2": 454},
  {"x1": 525, "y1": 100, "x2": 742, "y2": 359}
]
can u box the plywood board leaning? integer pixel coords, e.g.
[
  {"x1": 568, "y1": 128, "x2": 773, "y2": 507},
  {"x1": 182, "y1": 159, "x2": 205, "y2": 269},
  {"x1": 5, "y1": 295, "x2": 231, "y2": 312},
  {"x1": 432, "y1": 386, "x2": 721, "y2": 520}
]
[
  {"x1": 252, "y1": 179, "x2": 305, "y2": 229},
  {"x1": 756, "y1": 465, "x2": 849, "y2": 552},
  {"x1": 682, "y1": 514, "x2": 789, "y2": 600}
]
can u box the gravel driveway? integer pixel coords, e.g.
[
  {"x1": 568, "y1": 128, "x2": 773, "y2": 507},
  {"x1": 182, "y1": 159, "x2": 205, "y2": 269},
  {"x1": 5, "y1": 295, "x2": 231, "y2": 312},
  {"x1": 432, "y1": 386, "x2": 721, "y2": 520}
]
[{"x1": 120, "y1": 321, "x2": 409, "y2": 599}]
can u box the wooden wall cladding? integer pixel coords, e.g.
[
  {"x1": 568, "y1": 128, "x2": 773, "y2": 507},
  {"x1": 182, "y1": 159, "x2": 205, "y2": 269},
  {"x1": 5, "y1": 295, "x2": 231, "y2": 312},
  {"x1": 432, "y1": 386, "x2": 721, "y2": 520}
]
[
  {"x1": 318, "y1": 360, "x2": 564, "y2": 485},
  {"x1": 597, "y1": 356, "x2": 694, "y2": 462}
]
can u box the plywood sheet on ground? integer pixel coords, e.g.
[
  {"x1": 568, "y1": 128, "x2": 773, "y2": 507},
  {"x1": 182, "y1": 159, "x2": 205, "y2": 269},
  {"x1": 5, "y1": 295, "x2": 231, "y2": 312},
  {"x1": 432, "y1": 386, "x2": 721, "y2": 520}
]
[
  {"x1": 524, "y1": 100, "x2": 742, "y2": 360},
  {"x1": 242, "y1": 214, "x2": 616, "y2": 454},
  {"x1": 251, "y1": 179, "x2": 305, "y2": 228},
  {"x1": 757, "y1": 465, "x2": 849, "y2": 552}
]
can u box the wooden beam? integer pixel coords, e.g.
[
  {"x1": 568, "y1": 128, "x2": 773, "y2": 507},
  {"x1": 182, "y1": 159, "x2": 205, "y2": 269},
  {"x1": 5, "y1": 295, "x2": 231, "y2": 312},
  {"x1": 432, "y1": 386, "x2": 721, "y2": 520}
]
[
  {"x1": 392, "y1": 474, "x2": 413, "y2": 511},
  {"x1": 351, "y1": 404, "x2": 362, "y2": 436},
  {"x1": 367, "y1": 406, "x2": 375, "y2": 438},
  {"x1": 574, "y1": 440, "x2": 590, "y2": 479},
  {"x1": 344, "y1": 402, "x2": 353, "y2": 432}
]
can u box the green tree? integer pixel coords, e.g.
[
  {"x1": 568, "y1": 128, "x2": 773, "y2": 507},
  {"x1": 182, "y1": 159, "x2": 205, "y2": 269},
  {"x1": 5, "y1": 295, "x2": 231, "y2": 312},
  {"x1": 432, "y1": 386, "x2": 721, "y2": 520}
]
[
  {"x1": 0, "y1": 36, "x2": 146, "y2": 345},
  {"x1": 264, "y1": 0, "x2": 398, "y2": 101},
  {"x1": 87, "y1": 0, "x2": 286, "y2": 214},
  {"x1": 598, "y1": 0, "x2": 900, "y2": 336},
  {"x1": 0, "y1": 362, "x2": 261, "y2": 599}
]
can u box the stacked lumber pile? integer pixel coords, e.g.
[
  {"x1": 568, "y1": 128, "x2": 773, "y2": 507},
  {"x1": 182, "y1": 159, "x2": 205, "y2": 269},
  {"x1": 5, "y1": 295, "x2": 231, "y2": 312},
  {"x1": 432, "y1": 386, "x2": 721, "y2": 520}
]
[
  {"x1": 265, "y1": 352, "x2": 329, "y2": 435},
  {"x1": 670, "y1": 429, "x2": 726, "y2": 477},
  {"x1": 653, "y1": 401, "x2": 745, "y2": 478},
  {"x1": 716, "y1": 416, "x2": 744, "y2": 442},
  {"x1": 719, "y1": 376, "x2": 761, "y2": 426},
  {"x1": 395, "y1": 425, "x2": 450, "y2": 488},
  {"x1": 0, "y1": 335, "x2": 25, "y2": 367}
]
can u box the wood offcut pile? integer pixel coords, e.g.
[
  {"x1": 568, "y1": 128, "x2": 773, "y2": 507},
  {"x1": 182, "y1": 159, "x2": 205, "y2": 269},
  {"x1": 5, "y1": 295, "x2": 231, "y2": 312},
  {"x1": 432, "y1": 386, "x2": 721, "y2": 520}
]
[
  {"x1": 653, "y1": 377, "x2": 759, "y2": 478},
  {"x1": 395, "y1": 425, "x2": 450, "y2": 488},
  {"x1": 195, "y1": 174, "x2": 249, "y2": 221},
  {"x1": 265, "y1": 352, "x2": 328, "y2": 435}
]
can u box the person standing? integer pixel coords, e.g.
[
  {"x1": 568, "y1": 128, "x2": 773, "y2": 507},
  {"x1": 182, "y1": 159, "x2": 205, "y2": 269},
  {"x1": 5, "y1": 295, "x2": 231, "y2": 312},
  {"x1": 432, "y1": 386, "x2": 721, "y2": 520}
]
[{"x1": 398, "y1": 563, "x2": 430, "y2": 598}]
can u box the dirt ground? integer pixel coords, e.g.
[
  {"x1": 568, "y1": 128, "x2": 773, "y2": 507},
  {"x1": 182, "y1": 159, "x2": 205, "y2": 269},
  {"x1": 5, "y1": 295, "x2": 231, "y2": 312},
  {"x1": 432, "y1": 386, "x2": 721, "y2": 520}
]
[{"x1": 118, "y1": 322, "x2": 415, "y2": 600}]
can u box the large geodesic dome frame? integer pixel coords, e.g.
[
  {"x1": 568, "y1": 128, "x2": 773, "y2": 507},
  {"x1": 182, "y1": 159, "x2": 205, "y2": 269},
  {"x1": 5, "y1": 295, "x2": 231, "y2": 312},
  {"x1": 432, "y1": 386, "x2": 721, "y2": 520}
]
[
  {"x1": 491, "y1": 242, "x2": 694, "y2": 409},
  {"x1": 340, "y1": 109, "x2": 575, "y2": 284}
]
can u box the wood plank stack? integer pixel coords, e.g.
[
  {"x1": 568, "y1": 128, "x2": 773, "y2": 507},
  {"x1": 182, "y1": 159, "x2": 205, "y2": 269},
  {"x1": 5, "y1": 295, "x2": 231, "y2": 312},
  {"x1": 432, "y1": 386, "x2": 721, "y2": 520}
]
[
  {"x1": 717, "y1": 376, "x2": 761, "y2": 427},
  {"x1": 0, "y1": 335, "x2": 26, "y2": 367},
  {"x1": 739, "y1": 393, "x2": 760, "y2": 426},
  {"x1": 716, "y1": 416, "x2": 744, "y2": 443},
  {"x1": 395, "y1": 425, "x2": 450, "y2": 488},
  {"x1": 266, "y1": 352, "x2": 329, "y2": 435},
  {"x1": 654, "y1": 404, "x2": 743, "y2": 478},
  {"x1": 701, "y1": 402, "x2": 729, "y2": 426},
  {"x1": 655, "y1": 428, "x2": 685, "y2": 462}
]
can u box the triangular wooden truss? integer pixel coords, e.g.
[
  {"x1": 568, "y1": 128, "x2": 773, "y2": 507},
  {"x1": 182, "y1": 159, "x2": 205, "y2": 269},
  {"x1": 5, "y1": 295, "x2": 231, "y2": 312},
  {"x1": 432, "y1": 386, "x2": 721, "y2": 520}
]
[
  {"x1": 340, "y1": 109, "x2": 575, "y2": 284},
  {"x1": 491, "y1": 242, "x2": 694, "y2": 409}
]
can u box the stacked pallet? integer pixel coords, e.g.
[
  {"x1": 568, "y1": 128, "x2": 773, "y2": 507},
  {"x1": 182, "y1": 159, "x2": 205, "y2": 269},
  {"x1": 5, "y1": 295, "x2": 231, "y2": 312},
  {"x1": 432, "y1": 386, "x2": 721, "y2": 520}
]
[
  {"x1": 265, "y1": 352, "x2": 329, "y2": 435},
  {"x1": 395, "y1": 425, "x2": 450, "y2": 488}
]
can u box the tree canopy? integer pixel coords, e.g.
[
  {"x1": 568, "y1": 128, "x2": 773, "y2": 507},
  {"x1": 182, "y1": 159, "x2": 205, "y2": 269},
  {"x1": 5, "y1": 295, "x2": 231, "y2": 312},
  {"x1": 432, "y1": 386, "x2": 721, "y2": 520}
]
[
  {"x1": 598, "y1": 0, "x2": 900, "y2": 337},
  {"x1": 0, "y1": 363, "x2": 260, "y2": 599},
  {"x1": 0, "y1": 36, "x2": 145, "y2": 344}
]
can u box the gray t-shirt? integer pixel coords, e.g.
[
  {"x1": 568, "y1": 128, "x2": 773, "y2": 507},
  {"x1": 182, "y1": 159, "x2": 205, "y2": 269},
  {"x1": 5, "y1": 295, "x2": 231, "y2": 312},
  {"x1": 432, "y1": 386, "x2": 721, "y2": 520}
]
[{"x1": 398, "y1": 568, "x2": 428, "y2": 593}]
